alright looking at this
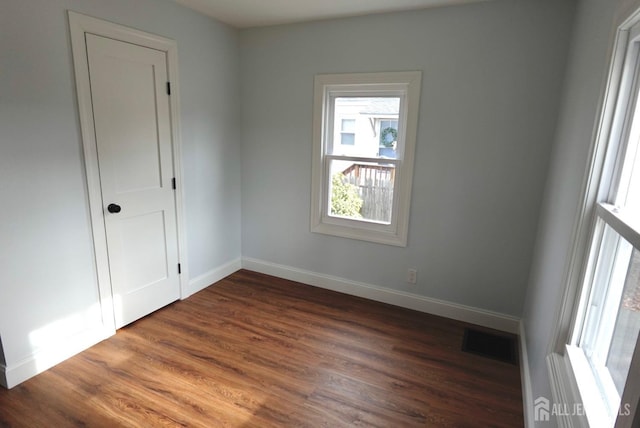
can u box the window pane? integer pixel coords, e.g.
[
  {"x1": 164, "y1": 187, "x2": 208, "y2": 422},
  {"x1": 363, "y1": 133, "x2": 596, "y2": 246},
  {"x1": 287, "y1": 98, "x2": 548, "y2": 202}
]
[
  {"x1": 340, "y1": 133, "x2": 355, "y2": 145},
  {"x1": 618, "y1": 139, "x2": 640, "y2": 215},
  {"x1": 330, "y1": 97, "x2": 400, "y2": 159},
  {"x1": 616, "y1": 85, "x2": 640, "y2": 214},
  {"x1": 341, "y1": 119, "x2": 356, "y2": 132},
  {"x1": 328, "y1": 159, "x2": 395, "y2": 224},
  {"x1": 582, "y1": 223, "x2": 638, "y2": 405},
  {"x1": 607, "y1": 248, "x2": 640, "y2": 394}
]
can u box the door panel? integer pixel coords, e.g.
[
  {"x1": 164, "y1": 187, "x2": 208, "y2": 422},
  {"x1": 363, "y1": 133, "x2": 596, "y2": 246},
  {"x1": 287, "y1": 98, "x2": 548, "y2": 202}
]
[
  {"x1": 100, "y1": 56, "x2": 163, "y2": 193},
  {"x1": 118, "y1": 211, "x2": 169, "y2": 291},
  {"x1": 86, "y1": 34, "x2": 180, "y2": 329}
]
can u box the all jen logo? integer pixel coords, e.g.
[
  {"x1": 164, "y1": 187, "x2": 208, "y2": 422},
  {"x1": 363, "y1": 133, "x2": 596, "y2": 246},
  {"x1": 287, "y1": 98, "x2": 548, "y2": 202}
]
[
  {"x1": 534, "y1": 396, "x2": 584, "y2": 422},
  {"x1": 534, "y1": 396, "x2": 550, "y2": 422},
  {"x1": 534, "y1": 395, "x2": 632, "y2": 423}
]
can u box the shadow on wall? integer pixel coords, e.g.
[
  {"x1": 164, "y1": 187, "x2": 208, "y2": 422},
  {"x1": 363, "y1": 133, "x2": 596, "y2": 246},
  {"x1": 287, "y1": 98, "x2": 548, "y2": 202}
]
[
  {"x1": 0, "y1": 335, "x2": 6, "y2": 388},
  {"x1": 0, "y1": 336, "x2": 5, "y2": 366}
]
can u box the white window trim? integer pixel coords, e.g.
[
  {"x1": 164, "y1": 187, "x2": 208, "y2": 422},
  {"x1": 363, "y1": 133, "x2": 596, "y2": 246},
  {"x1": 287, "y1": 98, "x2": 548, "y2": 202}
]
[
  {"x1": 565, "y1": 345, "x2": 612, "y2": 427},
  {"x1": 310, "y1": 71, "x2": 422, "y2": 247},
  {"x1": 547, "y1": 6, "x2": 640, "y2": 428},
  {"x1": 551, "y1": 17, "x2": 635, "y2": 357}
]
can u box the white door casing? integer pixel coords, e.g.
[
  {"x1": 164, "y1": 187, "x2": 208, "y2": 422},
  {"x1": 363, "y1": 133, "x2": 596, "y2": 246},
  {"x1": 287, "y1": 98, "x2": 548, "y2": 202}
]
[{"x1": 69, "y1": 12, "x2": 188, "y2": 332}]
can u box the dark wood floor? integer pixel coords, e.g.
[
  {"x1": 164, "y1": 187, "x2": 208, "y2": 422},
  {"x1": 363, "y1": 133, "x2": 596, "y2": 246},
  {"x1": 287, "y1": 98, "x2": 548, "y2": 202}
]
[{"x1": 0, "y1": 270, "x2": 523, "y2": 427}]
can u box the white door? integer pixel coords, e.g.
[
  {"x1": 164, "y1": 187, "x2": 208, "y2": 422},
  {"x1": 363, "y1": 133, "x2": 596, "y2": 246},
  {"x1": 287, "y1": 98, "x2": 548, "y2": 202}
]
[{"x1": 86, "y1": 34, "x2": 180, "y2": 329}]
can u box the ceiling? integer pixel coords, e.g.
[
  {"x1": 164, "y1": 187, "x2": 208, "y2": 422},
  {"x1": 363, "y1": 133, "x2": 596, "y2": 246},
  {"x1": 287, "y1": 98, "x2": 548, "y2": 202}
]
[{"x1": 173, "y1": 0, "x2": 491, "y2": 29}]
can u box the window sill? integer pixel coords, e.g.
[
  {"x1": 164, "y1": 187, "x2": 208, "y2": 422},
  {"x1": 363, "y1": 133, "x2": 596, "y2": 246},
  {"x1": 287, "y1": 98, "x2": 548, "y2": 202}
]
[
  {"x1": 565, "y1": 345, "x2": 616, "y2": 427},
  {"x1": 311, "y1": 220, "x2": 407, "y2": 247}
]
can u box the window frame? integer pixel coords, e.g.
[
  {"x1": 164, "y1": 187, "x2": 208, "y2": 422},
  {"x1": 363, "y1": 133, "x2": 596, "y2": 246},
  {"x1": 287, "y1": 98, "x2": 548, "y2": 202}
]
[
  {"x1": 552, "y1": 10, "x2": 640, "y2": 427},
  {"x1": 573, "y1": 209, "x2": 639, "y2": 422},
  {"x1": 310, "y1": 71, "x2": 422, "y2": 247}
]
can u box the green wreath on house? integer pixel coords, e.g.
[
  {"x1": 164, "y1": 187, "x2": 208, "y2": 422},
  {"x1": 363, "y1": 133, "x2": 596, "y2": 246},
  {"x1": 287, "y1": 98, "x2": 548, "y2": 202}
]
[{"x1": 380, "y1": 127, "x2": 398, "y2": 147}]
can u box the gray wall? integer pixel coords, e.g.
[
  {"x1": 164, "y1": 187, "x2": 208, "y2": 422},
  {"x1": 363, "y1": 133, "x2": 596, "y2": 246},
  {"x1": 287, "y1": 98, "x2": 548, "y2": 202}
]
[
  {"x1": 0, "y1": 0, "x2": 240, "y2": 367},
  {"x1": 522, "y1": 0, "x2": 627, "y2": 424},
  {"x1": 239, "y1": 0, "x2": 574, "y2": 317}
]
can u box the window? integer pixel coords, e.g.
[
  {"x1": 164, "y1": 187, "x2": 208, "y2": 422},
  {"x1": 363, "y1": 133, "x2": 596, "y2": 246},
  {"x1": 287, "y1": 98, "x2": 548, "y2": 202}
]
[
  {"x1": 340, "y1": 119, "x2": 355, "y2": 145},
  {"x1": 378, "y1": 119, "x2": 398, "y2": 154},
  {"x1": 564, "y1": 17, "x2": 640, "y2": 427},
  {"x1": 310, "y1": 72, "x2": 421, "y2": 246}
]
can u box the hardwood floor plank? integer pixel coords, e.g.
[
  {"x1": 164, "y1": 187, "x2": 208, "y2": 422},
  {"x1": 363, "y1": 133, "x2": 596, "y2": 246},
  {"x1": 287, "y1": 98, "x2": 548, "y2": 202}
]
[{"x1": 0, "y1": 270, "x2": 523, "y2": 427}]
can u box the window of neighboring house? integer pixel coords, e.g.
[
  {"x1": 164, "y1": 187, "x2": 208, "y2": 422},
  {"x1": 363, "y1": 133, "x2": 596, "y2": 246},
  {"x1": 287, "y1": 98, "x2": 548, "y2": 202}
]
[
  {"x1": 310, "y1": 71, "x2": 421, "y2": 246},
  {"x1": 564, "y1": 17, "x2": 640, "y2": 427},
  {"x1": 340, "y1": 119, "x2": 356, "y2": 145},
  {"x1": 379, "y1": 119, "x2": 399, "y2": 145}
]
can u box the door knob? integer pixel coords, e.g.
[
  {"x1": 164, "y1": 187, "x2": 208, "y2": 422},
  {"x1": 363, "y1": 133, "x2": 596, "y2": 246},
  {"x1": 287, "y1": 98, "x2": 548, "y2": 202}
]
[{"x1": 107, "y1": 203, "x2": 122, "y2": 213}]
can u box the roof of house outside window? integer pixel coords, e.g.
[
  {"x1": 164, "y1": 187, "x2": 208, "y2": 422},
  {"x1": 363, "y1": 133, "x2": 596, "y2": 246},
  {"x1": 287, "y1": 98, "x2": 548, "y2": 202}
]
[{"x1": 336, "y1": 97, "x2": 400, "y2": 115}]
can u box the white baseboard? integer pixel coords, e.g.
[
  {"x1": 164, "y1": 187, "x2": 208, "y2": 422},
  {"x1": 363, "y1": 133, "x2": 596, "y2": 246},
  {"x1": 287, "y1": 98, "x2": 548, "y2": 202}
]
[
  {"x1": 1, "y1": 325, "x2": 113, "y2": 389},
  {"x1": 520, "y1": 321, "x2": 534, "y2": 427},
  {"x1": 184, "y1": 258, "x2": 242, "y2": 298},
  {"x1": 241, "y1": 257, "x2": 520, "y2": 333}
]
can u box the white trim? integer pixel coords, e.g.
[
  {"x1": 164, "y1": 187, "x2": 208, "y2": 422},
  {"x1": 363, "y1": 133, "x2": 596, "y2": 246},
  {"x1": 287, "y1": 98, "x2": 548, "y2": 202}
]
[
  {"x1": 0, "y1": 325, "x2": 112, "y2": 389},
  {"x1": 548, "y1": 353, "x2": 580, "y2": 428},
  {"x1": 184, "y1": 258, "x2": 242, "y2": 298},
  {"x1": 519, "y1": 321, "x2": 534, "y2": 427},
  {"x1": 565, "y1": 347, "x2": 612, "y2": 427},
  {"x1": 597, "y1": 203, "x2": 640, "y2": 249},
  {"x1": 548, "y1": 353, "x2": 575, "y2": 428},
  {"x1": 68, "y1": 12, "x2": 189, "y2": 331},
  {"x1": 548, "y1": 351, "x2": 591, "y2": 428},
  {"x1": 165, "y1": 32, "x2": 190, "y2": 298},
  {"x1": 241, "y1": 257, "x2": 520, "y2": 333}
]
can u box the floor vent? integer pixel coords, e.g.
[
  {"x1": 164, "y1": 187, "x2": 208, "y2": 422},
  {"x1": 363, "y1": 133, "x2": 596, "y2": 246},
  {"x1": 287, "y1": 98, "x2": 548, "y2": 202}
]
[{"x1": 461, "y1": 328, "x2": 517, "y2": 365}]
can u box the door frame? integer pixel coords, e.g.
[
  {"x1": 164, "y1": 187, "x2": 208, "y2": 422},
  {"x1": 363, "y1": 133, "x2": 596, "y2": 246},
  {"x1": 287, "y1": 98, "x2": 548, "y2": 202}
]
[{"x1": 68, "y1": 11, "x2": 189, "y2": 333}]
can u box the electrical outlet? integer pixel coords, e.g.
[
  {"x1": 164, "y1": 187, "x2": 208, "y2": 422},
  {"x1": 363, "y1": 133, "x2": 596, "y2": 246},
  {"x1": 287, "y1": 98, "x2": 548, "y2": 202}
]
[{"x1": 407, "y1": 268, "x2": 417, "y2": 284}]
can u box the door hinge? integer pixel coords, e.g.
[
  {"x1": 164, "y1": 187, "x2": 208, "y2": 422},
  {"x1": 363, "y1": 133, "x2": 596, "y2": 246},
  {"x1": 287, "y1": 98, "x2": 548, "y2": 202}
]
[
  {"x1": 166, "y1": 81, "x2": 171, "y2": 95},
  {"x1": 178, "y1": 263, "x2": 181, "y2": 274},
  {"x1": 172, "y1": 177, "x2": 176, "y2": 190}
]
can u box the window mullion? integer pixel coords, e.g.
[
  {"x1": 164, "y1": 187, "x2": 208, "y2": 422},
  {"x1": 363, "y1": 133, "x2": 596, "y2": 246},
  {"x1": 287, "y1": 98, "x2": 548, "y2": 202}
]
[
  {"x1": 597, "y1": 203, "x2": 640, "y2": 249},
  {"x1": 325, "y1": 154, "x2": 401, "y2": 166}
]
